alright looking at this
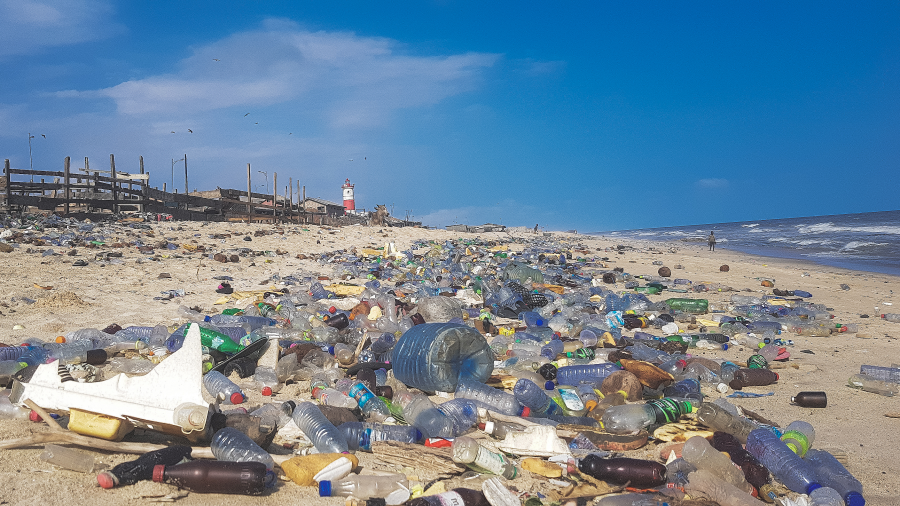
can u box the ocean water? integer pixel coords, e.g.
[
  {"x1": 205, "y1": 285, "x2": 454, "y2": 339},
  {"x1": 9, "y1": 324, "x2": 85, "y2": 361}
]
[{"x1": 593, "y1": 210, "x2": 900, "y2": 276}]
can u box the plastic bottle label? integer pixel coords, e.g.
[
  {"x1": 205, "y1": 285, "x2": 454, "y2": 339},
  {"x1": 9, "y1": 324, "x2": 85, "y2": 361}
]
[
  {"x1": 429, "y1": 491, "x2": 466, "y2": 506},
  {"x1": 472, "y1": 446, "x2": 510, "y2": 475},
  {"x1": 348, "y1": 383, "x2": 375, "y2": 407},
  {"x1": 558, "y1": 388, "x2": 585, "y2": 412}
]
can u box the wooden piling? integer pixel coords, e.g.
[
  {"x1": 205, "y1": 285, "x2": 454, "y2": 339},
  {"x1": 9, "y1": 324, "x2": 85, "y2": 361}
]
[
  {"x1": 110, "y1": 154, "x2": 118, "y2": 214},
  {"x1": 183, "y1": 154, "x2": 188, "y2": 194},
  {"x1": 273, "y1": 172, "x2": 278, "y2": 222},
  {"x1": 246, "y1": 163, "x2": 252, "y2": 224},
  {"x1": 64, "y1": 157, "x2": 70, "y2": 215}
]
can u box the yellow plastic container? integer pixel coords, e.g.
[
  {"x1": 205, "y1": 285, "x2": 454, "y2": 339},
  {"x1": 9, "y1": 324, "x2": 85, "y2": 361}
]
[
  {"x1": 281, "y1": 453, "x2": 359, "y2": 486},
  {"x1": 67, "y1": 408, "x2": 134, "y2": 441}
]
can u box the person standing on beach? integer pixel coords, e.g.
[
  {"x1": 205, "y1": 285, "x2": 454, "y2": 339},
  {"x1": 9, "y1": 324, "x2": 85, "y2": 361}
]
[
  {"x1": 708, "y1": 231, "x2": 716, "y2": 251},
  {"x1": 534, "y1": 224, "x2": 539, "y2": 234}
]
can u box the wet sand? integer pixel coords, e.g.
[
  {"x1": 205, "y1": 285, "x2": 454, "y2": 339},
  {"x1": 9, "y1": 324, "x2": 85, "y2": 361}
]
[{"x1": 0, "y1": 221, "x2": 897, "y2": 505}]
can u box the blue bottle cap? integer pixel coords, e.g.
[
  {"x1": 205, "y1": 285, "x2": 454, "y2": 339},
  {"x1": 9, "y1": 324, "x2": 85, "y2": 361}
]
[
  {"x1": 722, "y1": 343, "x2": 729, "y2": 351},
  {"x1": 806, "y1": 483, "x2": 821, "y2": 495},
  {"x1": 845, "y1": 491, "x2": 865, "y2": 506},
  {"x1": 545, "y1": 381, "x2": 555, "y2": 390},
  {"x1": 318, "y1": 480, "x2": 332, "y2": 496}
]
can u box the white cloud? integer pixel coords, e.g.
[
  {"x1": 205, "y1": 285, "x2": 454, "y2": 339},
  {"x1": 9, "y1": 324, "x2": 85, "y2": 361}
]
[
  {"x1": 83, "y1": 20, "x2": 499, "y2": 129},
  {"x1": 0, "y1": 0, "x2": 123, "y2": 58},
  {"x1": 697, "y1": 178, "x2": 729, "y2": 188}
]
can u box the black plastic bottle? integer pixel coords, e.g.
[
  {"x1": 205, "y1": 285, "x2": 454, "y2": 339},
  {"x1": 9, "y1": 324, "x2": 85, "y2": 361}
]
[
  {"x1": 152, "y1": 460, "x2": 267, "y2": 495},
  {"x1": 578, "y1": 455, "x2": 666, "y2": 487}
]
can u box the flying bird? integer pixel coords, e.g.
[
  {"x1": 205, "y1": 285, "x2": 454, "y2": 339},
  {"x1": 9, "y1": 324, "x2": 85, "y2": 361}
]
[
  {"x1": 213, "y1": 58, "x2": 220, "y2": 61},
  {"x1": 244, "y1": 113, "x2": 250, "y2": 117},
  {"x1": 254, "y1": 122, "x2": 258, "y2": 125},
  {"x1": 41, "y1": 134, "x2": 46, "y2": 138},
  {"x1": 188, "y1": 129, "x2": 193, "y2": 133},
  {"x1": 171, "y1": 131, "x2": 175, "y2": 133}
]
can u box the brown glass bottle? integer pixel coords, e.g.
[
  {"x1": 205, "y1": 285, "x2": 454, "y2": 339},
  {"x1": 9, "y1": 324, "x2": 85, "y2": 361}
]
[
  {"x1": 578, "y1": 455, "x2": 666, "y2": 487},
  {"x1": 729, "y1": 368, "x2": 779, "y2": 390},
  {"x1": 152, "y1": 460, "x2": 268, "y2": 495},
  {"x1": 791, "y1": 391, "x2": 827, "y2": 408},
  {"x1": 405, "y1": 488, "x2": 489, "y2": 506}
]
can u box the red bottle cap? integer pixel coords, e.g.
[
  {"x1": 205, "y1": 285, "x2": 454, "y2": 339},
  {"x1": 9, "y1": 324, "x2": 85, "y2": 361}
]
[
  {"x1": 329, "y1": 306, "x2": 337, "y2": 314},
  {"x1": 96, "y1": 471, "x2": 118, "y2": 489},
  {"x1": 520, "y1": 406, "x2": 531, "y2": 417},
  {"x1": 261, "y1": 386, "x2": 273, "y2": 396},
  {"x1": 230, "y1": 392, "x2": 245, "y2": 404},
  {"x1": 29, "y1": 410, "x2": 42, "y2": 422},
  {"x1": 152, "y1": 465, "x2": 166, "y2": 483},
  {"x1": 774, "y1": 373, "x2": 780, "y2": 380}
]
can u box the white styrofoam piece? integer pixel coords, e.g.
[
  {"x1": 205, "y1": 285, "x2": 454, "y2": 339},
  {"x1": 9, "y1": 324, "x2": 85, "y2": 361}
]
[
  {"x1": 11, "y1": 323, "x2": 211, "y2": 432},
  {"x1": 495, "y1": 424, "x2": 572, "y2": 457}
]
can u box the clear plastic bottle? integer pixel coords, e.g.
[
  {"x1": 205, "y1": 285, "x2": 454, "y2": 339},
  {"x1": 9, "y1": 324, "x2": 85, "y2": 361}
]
[
  {"x1": 601, "y1": 399, "x2": 692, "y2": 434},
  {"x1": 805, "y1": 449, "x2": 865, "y2": 506},
  {"x1": 881, "y1": 313, "x2": 900, "y2": 323},
  {"x1": 556, "y1": 363, "x2": 621, "y2": 386},
  {"x1": 291, "y1": 400, "x2": 349, "y2": 454},
  {"x1": 0, "y1": 360, "x2": 27, "y2": 379},
  {"x1": 210, "y1": 427, "x2": 275, "y2": 486},
  {"x1": 696, "y1": 402, "x2": 758, "y2": 444},
  {"x1": 681, "y1": 436, "x2": 754, "y2": 494},
  {"x1": 746, "y1": 428, "x2": 821, "y2": 494},
  {"x1": 847, "y1": 373, "x2": 899, "y2": 396},
  {"x1": 513, "y1": 379, "x2": 563, "y2": 417},
  {"x1": 587, "y1": 390, "x2": 628, "y2": 421},
  {"x1": 339, "y1": 422, "x2": 423, "y2": 451},
  {"x1": 395, "y1": 391, "x2": 452, "y2": 439},
  {"x1": 173, "y1": 403, "x2": 210, "y2": 433},
  {"x1": 249, "y1": 401, "x2": 295, "y2": 431},
  {"x1": 858, "y1": 364, "x2": 900, "y2": 383},
  {"x1": 436, "y1": 398, "x2": 478, "y2": 437},
  {"x1": 684, "y1": 469, "x2": 759, "y2": 506},
  {"x1": 331, "y1": 343, "x2": 356, "y2": 366},
  {"x1": 40, "y1": 444, "x2": 97, "y2": 473},
  {"x1": 808, "y1": 487, "x2": 845, "y2": 506},
  {"x1": 348, "y1": 381, "x2": 391, "y2": 422},
  {"x1": 781, "y1": 420, "x2": 816, "y2": 457},
  {"x1": 0, "y1": 391, "x2": 30, "y2": 420},
  {"x1": 451, "y1": 436, "x2": 518, "y2": 479},
  {"x1": 202, "y1": 370, "x2": 245, "y2": 404},
  {"x1": 319, "y1": 474, "x2": 410, "y2": 504},
  {"x1": 455, "y1": 380, "x2": 526, "y2": 416}
]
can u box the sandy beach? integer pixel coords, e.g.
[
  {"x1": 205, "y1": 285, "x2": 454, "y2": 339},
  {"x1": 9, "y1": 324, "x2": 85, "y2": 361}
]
[{"x1": 1, "y1": 220, "x2": 898, "y2": 505}]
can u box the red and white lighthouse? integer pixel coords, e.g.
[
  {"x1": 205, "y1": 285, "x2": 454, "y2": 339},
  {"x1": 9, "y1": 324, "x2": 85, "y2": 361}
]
[{"x1": 341, "y1": 178, "x2": 355, "y2": 213}]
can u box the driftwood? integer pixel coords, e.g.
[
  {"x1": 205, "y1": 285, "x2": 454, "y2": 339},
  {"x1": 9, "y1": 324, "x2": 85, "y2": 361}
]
[
  {"x1": 370, "y1": 441, "x2": 465, "y2": 479},
  {"x1": 2, "y1": 399, "x2": 292, "y2": 466}
]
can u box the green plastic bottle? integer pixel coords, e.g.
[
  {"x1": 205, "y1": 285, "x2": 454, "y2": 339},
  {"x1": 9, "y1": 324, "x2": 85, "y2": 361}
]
[
  {"x1": 186, "y1": 326, "x2": 246, "y2": 354},
  {"x1": 665, "y1": 298, "x2": 709, "y2": 314}
]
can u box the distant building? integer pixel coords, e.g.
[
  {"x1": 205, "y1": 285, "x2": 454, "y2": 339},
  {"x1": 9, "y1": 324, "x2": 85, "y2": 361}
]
[
  {"x1": 300, "y1": 197, "x2": 345, "y2": 218},
  {"x1": 342, "y1": 178, "x2": 355, "y2": 213}
]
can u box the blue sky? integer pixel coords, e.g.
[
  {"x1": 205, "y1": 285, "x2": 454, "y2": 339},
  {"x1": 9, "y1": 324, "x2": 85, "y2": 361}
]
[{"x1": 1, "y1": 1, "x2": 898, "y2": 231}]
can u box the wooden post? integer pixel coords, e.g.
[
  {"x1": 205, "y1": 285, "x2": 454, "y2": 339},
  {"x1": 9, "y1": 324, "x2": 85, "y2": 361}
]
[
  {"x1": 285, "y1": 185, "x2": 288, "y2": 223},
  {"x1": 183, "y1": 154, "x2": 188, "y2": 195},
  {"x1": 302, "y1": 185, "x2": 306, "y2": 224},
  {"x1": 4, "y1": 159, "x2": 10, "y2": 211},
  {"x1": 246, "y1": 163, "x2": 252, "y2": 224},
  {"x1": 289, "y1": 177, "x2": 293, "y2": 223},
  {"x1": 163, "y1": 182, "x2": 167, "y2": 193},
  {"x1": 110, "y1": 154, "x2": 117, "y2": 214},
  {"x1": 64, "y1": 157, "x2": 70, "y2": 215},
  {"x1": 273, "y1": 172, "x2": 278, "y2": 222},
  {"x1": 139, "y1": 156, "x2": 145, "y2": 211}
]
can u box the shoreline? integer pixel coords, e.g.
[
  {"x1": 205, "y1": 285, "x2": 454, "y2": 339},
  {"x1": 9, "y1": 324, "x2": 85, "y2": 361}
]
[{"x1": 1, "y1": 220, "x2": 898, "y2": 504}]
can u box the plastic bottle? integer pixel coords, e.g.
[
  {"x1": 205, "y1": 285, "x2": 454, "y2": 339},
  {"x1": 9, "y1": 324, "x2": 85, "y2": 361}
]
[
  {"x1": 684, "y1": 469, "x2": 759, "y2": 506},
  {"x1": 880, "y1": 313, "x2": 900, "y2": 323},
  {"x1": 513, "y1": 379, "x2": 563, "y2": 417},
  {"x1": 0, "y1": 391, "x2": 31, "y2": 420},
  {"x1": 729, "y1": 368, "x2": 779, "y2": 390},
  {"x1": 406, "y1": 488, "x2": 490, "y2": 506},
  {"x1": 587, "y1": 390, "x2": 628, "y2": 421},
  {"x1": 847, "y1": 374, "x2": 899, "y2": 396},
  {"x1": 391, "y1": 323, "x2": 494, "y2": 393},
  {"x1": 711, "y1": 431, "x2": 770, "y2": 490},
  {"x1": 805, "y1": 449, "x2": 865, "y2": 506},
  {"x1": 601, "y1": 399, "x2": 692, "y2": 434},
  {"x1": 339, "y1": 422, "x2": 423, "y2": 451},
  {"x1": 682, "y1": 435, "x2": 754, "y2": 494},
  {"x1": 436, "y1": 398, "x2": 478, "y2": 437},
  {"x1": 291, "y1": 401, "x2": 349, "y2": 454},
  {"x1": 451, "y1": 436, "x2": 518, "y2": 479},
  {"x1": 858, "y1": 364, "x2": 900, "y2": 383},
  {"x1": 809, "y1": 487, "x2": 845, "y2": 506},
  {"x1": 250, "y1": 401, "x2": 295, "y2": 431},
  {"x1": 348, "y1": 381, "x2": 392, "y2": 422},
  {"x1": 202, "y1": 370, "x2": 245, "y2": 404},
  {"x1": 153, "y1": 460, "x2": 268, "y2": 495},
  {"x1": 455, "y1": 380, "x2": 527, "y2": 416},
  {"x1": 665, "y1": 298, "x2": 709, "y2": 314},
  {"x1": 577, "y1": 455, "x2": 666, "y2": 487},
  {"x1": 97, "y1": 445, "x2": 193, "y2": 489},
  {"x1": 319, "y1": 474, "x2": 411, "y2": 504},
  {"x1": 395, "y1": 391, "x2": 452, "y2": 439},
  {"x1": 792, "y1": 391, "x2": 827, "y2": 408},
  {"x1": 746, "y1": 428, "x2": 821, "y2": 494},
  {"x1": 331, "y1": 343, "x2": 356, "y2": 366},
  {"x1": 556, "y1": 363, "x2": 621, "y2": 386},
  {"x1": 40, "y1": 444, "x2": 97, "y2": 473},
  {"x1": 519, "y1": 311, "x2": 547, "y2": 328},
  {"x1": 0, "y1": 346, "x2": 31, "y2": 362},
  {"x1": 190, "y1": 325, "x2": 246, "y2": 354},
  {"x1": 210, "y1": 427, "x2": 275, "y2": 475},
  {"x1": 781, "y1": 420, "x2": 816, "y2": 457},
  {"x1": 696, "y1": 402, "x2": 758, "y2": 444}
]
